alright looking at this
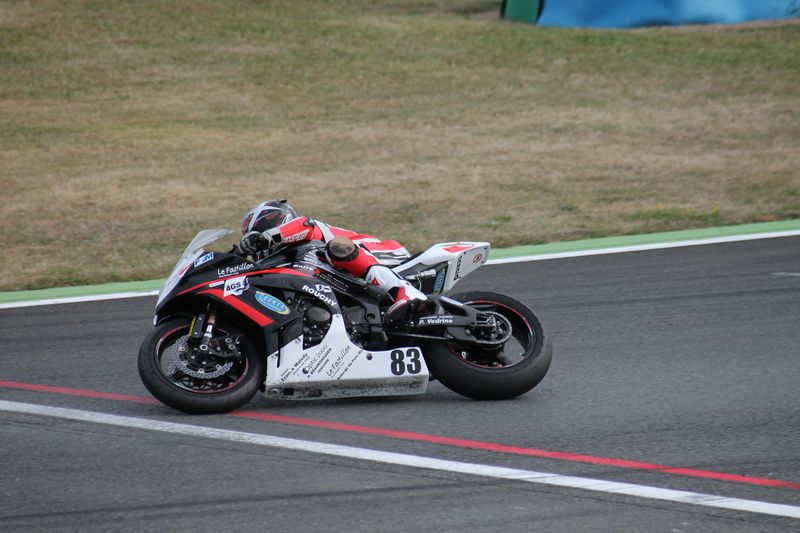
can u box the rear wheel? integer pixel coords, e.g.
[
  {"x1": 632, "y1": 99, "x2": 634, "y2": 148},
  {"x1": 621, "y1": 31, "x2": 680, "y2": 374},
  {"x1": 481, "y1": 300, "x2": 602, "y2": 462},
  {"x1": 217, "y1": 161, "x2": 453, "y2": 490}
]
[
  {"x1": 138, "y1": 317, "x2": 265, "y2": 414},
  {"x1": 423, "y1": 291, "x2": 552, "y2": 400}
]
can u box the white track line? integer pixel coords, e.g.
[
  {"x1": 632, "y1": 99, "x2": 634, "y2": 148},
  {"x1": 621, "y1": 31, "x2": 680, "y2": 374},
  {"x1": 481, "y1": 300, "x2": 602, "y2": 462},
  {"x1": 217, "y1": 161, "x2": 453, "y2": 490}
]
[
  {"x1": 0, "y1": 290, "x2": 159, "y2": 310},
  {"x1": 2, "y1": 400, "x2": 798, "y2": 520},
  {"x1": 486, "y1": 230, "x2": 800, "y2": 265},
  {"x1": 2, "y1": 229, "x2": 800, "y2": 310}
]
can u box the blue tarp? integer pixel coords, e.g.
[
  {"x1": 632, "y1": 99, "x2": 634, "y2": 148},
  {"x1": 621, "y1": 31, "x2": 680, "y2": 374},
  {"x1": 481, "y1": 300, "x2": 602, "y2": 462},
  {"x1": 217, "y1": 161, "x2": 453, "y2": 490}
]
[{"x1": 537, "y1": 0, "x2": 800, "y2": 28}]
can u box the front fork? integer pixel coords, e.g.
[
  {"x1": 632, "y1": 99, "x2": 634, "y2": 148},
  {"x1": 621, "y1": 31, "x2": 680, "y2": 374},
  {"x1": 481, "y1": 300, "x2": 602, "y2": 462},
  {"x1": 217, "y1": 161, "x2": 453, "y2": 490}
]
[
  {"x1": 186, "y1": 306, "x2": 241, "y2": 359},
  {"x1": 187, "y1": 304, "x2": 217, "y2": 352}
]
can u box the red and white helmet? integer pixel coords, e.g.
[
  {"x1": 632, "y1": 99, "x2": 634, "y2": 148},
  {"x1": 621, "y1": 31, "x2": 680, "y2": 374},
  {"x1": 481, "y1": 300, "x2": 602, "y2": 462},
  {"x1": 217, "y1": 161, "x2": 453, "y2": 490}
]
[{"x1": 241, "y1": 199, "x2": 298, "y2": 235}]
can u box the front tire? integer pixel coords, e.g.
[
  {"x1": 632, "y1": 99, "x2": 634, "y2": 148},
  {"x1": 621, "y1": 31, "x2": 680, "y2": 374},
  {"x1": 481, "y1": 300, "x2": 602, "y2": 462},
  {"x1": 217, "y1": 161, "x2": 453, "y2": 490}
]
[
  {"x1": 138, "y1": 317, "x2": 265, "y2": 414},
  {"x1": 423, "y1": 291, "x2": 552, "y2": 400}
]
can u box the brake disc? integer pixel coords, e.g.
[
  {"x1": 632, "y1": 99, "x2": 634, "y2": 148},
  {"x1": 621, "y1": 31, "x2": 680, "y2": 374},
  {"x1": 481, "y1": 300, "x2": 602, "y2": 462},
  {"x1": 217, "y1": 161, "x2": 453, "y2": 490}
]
[{"x1": 168, "y1": 335, "x2": 233, "y2": 379}]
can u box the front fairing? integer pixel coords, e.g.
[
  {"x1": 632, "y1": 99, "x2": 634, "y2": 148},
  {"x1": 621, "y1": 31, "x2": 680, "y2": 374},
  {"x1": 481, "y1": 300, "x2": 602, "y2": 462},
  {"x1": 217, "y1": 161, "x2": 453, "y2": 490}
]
[
  {"x1": 153, "y1": 236, "x2": 364, "y2": 336},
  {"x1": 156, "y1": 229, "x2": 234, "y2": 309}
]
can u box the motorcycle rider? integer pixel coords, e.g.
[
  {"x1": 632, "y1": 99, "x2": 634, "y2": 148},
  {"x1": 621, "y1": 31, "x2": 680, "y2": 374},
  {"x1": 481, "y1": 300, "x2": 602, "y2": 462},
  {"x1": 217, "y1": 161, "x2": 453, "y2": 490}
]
[{"x1": 234, "y1": 199, "x2": 427, "y2": 322}]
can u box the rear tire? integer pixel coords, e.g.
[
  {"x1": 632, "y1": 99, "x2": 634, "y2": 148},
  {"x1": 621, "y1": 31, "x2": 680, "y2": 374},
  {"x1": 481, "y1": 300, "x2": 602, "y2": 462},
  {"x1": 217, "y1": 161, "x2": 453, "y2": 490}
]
[
  {"x1": 138, "y1": 317, "x2": 265, "y2": 414},
  {"x1": 423, "y1": 291, "x2": 552, "y2": 400}
]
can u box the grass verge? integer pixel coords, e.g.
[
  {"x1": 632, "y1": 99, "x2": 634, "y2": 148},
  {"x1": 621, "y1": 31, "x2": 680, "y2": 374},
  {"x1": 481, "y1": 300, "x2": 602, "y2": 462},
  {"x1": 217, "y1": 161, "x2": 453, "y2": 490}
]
[
  {"x1": 1, "y1": 1, "x2": 798, "y2": 290},
  {"x1": 3, "y1": 220, "x2": 799, "y2": 305}
]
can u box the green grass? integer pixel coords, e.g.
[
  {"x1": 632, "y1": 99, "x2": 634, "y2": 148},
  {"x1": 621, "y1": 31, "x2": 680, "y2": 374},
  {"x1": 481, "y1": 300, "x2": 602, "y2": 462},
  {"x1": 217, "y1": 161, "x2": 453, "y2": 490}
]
[{"x1": 1, "y1": 1, "x2": 799, "y2": 290}]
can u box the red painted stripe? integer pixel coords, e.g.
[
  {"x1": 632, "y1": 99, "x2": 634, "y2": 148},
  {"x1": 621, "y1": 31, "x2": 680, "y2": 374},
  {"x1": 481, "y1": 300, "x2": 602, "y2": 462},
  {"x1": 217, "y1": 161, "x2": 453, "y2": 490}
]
[
  {"x1": 261, "y1": 267, "x2": 312, "y2": 278},
  {"x1": 2, "y1": 380, "x2": 798, "y2": 490},
  {"x1": 176, "y1": 268, "x2": 269, "y2": 296},
  {"x1": 229, "y1": 411, "x2": 800, "y2": 490},
  {"x1": 177, "y1": 267, "x2": 310, "y2": 297},
  {"x1": 0, "y1": 381, "x2": 159, "y2": 405},
  {"x1": 197, "y1": 288, "x2": 273, "y2": 327}
]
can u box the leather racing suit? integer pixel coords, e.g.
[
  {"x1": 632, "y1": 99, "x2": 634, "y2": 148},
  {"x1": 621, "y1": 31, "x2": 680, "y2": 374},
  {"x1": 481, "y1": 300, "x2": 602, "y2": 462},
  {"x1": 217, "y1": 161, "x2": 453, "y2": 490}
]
[{"x1": 243, "y1": 216, "x2": 427, "y2": 321}]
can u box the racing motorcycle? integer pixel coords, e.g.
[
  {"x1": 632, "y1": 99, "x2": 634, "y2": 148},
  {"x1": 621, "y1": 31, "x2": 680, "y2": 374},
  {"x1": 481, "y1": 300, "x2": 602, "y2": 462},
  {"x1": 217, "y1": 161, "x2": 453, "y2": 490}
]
[{"x1": 138, "y1": 229, "x2": 552, "y2": 413}]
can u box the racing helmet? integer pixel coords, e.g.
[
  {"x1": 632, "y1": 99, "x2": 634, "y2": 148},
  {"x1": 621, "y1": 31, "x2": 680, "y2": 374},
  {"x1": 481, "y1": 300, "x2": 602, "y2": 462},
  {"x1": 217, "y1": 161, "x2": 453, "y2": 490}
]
[{"x1": 241, "y1": 199, "x2": 298, "y2": 235}]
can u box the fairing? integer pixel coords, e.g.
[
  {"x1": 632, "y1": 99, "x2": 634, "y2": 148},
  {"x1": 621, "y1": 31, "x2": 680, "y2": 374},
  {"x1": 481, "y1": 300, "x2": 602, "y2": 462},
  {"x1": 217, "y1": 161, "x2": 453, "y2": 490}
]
[
  {"x1": 157, "y1": 229, "x2": 233, "y2": 307},
  {"x1": 150, "y1": 232, "x2": 491, "y2": 401},
  {"x1": 393, "y1": 241, "x2": 490, "y2": 294},
  {"x1": 266, "y1": 314, "x2": 429, "y2": 399}
]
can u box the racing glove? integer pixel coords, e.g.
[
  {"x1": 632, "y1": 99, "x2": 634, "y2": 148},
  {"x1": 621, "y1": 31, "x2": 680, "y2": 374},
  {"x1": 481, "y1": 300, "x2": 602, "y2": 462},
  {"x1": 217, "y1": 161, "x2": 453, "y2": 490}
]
[{"x1": 234, "y1": 231, "x2": 270, "y2": 257}]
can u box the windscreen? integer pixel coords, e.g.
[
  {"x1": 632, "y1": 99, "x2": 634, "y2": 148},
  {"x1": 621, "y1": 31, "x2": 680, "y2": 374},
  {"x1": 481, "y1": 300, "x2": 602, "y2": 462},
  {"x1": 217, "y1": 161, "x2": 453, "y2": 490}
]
[{"x1": 158, "y1": 228, "x2": 234, "y2": 305}]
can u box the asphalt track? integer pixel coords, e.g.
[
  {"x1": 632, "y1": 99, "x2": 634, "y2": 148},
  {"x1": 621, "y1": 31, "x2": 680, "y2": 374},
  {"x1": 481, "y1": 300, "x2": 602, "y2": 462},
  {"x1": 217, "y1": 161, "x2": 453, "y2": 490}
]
[{"x1": 1, "y1": 237, "x2": 799, "y2": 532}]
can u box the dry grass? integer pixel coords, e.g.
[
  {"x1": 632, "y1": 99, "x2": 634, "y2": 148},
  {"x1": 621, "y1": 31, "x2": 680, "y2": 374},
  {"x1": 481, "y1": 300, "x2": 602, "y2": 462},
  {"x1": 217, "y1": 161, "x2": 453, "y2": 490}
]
[{"x1": 1, "y1": 0, "x2": 798, "y2": 290}]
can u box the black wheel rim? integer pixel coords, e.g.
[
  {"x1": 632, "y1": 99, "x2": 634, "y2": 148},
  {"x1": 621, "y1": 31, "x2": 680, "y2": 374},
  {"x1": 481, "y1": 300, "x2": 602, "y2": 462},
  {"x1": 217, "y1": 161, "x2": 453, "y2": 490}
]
[
  {"x1": 446, "y1": 300, "x2": 535, "y2": 369},
  {"x1": 154, "y1": 325, "x2": 249, "y2": 394}
]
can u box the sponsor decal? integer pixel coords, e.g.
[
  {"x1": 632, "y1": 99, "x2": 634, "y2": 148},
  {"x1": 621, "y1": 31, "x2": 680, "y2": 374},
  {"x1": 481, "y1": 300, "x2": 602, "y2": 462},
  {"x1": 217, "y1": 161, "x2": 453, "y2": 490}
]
[
  {"x1": 302, "y1": 284, "x2": 337, "y2": 308},
  {"x1": 194, "y1": 252, "x2": 214, "y2": 268},
  {"x1": 292, "y1": 263, "x2": 316, "y2": 273},
  {"x1": 473, "y1": 253, "x2": 483, "y2": 264},
  {"x1": 315, "y1": 283, "x2": 333, "y2": 294},
  {"x1": 433, "y1": 270, "x2": 446, "y2": 293},
  {"x1": 327, "y1": 345, "x2": 351, "y2": 378},
  {"x1": 255, "y1": 292, "x2": 290, "y2": 315},
  {"x1": 217, "y1": 263, "x2": 255, "y2": 277},
  {"x1": 454, "y1": 255, "x2": 464, "y2": 280},
  {"x1": 283, "y1": 229, "x2": 309, "y2": 244},
  {"x1": 313, "y1": 270, "x2": 351, "y2": 294},
  {"x1": 223, "y1": 276, "x2": 249, "y2": 297},
  {"x1": 418, "y1": 315, "x2": 454, "y2": 326}
]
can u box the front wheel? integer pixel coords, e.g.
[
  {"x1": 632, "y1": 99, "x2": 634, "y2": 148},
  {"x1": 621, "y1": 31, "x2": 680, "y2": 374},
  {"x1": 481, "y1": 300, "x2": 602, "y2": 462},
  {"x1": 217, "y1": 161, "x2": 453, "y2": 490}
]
[
  {"x1": 138, "y1": 317, "x2": 265, "y2": 414},
  {"x1": 423, "y1": 291, "x2": 552, "y2": 400}
]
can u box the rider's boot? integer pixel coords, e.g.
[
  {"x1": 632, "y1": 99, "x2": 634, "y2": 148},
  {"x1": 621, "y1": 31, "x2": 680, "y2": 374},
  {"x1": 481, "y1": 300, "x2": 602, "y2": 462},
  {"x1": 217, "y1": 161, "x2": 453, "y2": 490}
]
[{"x1": 365, "y1": 264, "x2": 428, "y2": 323}]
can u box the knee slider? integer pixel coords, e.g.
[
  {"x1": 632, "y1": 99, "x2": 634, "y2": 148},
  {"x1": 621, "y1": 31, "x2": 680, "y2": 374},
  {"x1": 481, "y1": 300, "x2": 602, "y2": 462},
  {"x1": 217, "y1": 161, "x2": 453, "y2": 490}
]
[{"x1": 326, "y1": 236, "x2": 358, "y2": 262}]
